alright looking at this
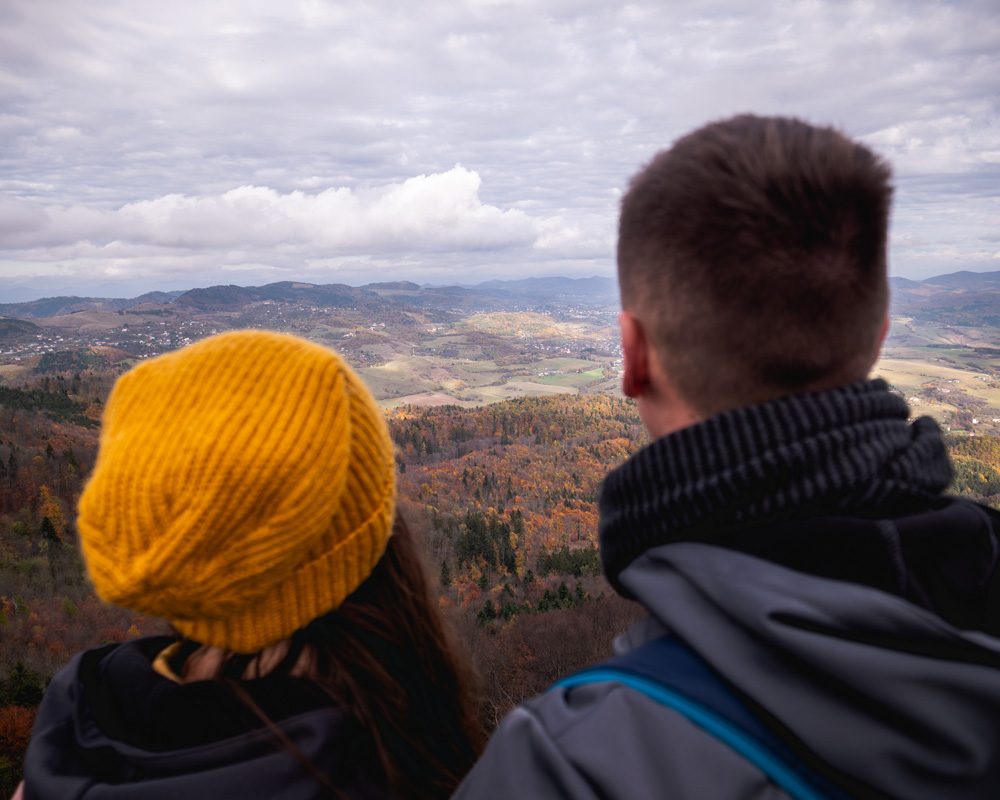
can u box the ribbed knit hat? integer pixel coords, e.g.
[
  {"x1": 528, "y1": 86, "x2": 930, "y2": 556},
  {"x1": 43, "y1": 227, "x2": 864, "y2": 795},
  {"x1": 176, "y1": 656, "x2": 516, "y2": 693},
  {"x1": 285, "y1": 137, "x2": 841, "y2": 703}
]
[{"x1": 78, "y1": 330, "x2": 396, "y2": 653}]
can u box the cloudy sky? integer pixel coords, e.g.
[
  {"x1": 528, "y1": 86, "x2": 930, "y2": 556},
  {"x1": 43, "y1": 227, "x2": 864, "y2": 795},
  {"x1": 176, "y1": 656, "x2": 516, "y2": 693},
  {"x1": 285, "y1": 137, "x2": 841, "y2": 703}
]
[{"x1": 1, "y1": 0, "x2": 998, "y2": 301}]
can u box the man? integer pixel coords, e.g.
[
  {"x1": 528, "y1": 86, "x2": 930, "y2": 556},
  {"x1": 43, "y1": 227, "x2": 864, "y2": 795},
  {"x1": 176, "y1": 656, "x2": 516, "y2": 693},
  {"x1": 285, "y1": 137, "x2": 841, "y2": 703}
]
[{"x1": 455, "y1": 115, "x2": 1000, "y2": 799}]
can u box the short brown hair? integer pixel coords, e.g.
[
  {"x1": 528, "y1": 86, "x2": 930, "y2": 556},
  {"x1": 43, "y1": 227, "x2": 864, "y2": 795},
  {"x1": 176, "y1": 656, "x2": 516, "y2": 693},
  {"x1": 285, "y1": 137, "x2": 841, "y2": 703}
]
[{"x1": 618, "y1": 114, "x2": 892, "y2": 416}]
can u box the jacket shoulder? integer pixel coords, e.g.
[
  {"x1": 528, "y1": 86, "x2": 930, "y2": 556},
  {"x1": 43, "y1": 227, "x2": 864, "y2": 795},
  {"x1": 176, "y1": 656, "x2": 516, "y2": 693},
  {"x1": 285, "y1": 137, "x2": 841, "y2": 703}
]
[{"x1": 455, "y1": 679, "x2": 790, "y2": 800}]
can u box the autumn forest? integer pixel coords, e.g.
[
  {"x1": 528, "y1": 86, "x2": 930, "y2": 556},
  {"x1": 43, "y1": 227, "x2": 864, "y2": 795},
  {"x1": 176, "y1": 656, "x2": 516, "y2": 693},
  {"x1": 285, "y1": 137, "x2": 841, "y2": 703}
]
[{"x1": 3, "y1": 367, "x2": 1000, "y2": 790}]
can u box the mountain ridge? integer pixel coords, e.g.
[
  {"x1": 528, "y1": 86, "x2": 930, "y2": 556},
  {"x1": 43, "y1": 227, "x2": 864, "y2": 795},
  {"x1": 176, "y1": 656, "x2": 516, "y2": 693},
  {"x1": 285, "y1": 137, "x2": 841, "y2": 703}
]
[{"x1": 0, "y1": 276, "x2": 619, "y2": 319}]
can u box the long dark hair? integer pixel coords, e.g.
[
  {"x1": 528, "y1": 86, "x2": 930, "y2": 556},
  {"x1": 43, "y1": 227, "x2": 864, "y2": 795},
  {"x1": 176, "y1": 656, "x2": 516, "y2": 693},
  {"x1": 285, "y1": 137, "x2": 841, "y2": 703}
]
[{"x1": 178, "y1": 512, "x2": 483, "y2": 798}]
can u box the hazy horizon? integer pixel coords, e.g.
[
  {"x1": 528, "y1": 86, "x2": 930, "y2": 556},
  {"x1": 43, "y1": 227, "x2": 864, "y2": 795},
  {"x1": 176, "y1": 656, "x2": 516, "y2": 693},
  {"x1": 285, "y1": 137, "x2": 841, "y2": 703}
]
[
  {"x1": 2, "y1": 272, "x2": 622, "y2": 304},
  {"x1": 5, "y1": 268, "x2": 1000, "y2": 307}
]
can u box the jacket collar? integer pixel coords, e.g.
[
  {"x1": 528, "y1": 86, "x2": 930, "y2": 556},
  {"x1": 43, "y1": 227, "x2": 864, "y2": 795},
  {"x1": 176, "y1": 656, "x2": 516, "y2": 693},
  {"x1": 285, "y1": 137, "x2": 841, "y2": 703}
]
[{"x1": 599, "y1": 379, "x2": 954, "y2": 591}]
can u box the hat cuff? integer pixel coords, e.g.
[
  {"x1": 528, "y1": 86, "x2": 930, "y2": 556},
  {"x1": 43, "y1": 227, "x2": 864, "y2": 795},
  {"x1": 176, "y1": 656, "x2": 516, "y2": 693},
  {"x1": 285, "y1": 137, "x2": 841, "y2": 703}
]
[{"x1": 173, "y1": 494, "x2": 395, "y2": 653}]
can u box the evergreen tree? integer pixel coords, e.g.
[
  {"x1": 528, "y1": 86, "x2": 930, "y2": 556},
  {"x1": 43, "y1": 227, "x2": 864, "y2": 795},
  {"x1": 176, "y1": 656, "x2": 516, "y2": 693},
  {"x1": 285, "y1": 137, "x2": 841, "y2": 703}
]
[
  {"x1": 39, "y1": 516, "x2": 58, "y2": 542},
  {"x1": 477, "y1": 600, "x2": 496, "y2": 625},
  {"x1": 0, "y1": 663, "x2": 45, "y2": 707},
  {"x1": 62, "y1": 448, "x2": 79, "y2": 469}
]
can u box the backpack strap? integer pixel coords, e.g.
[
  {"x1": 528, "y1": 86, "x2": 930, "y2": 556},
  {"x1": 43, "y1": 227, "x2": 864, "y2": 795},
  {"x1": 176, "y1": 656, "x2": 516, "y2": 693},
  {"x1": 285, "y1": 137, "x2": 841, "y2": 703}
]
[{"x1": 553, "y1": 636, "x2": 850, "y2": 800}]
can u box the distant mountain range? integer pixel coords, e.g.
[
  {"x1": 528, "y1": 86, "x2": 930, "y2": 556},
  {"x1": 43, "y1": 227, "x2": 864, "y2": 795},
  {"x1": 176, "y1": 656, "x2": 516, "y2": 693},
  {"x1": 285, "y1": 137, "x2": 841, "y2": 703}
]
[
  {"x1": 891, "y1": 271, "x2": 1000, "y2": 291},
  {"x1": 4, "y1": 269, "x2": 1000, "y2": 325},
  {"x1": 886, "y1": 271, "x2": 1000, "y2": 330},
  {"x1": 925, "y1": 271, "x2": 1000, "y2": 289},
  {"x1": 0, "y1": 276, "x2": 619, "y2": 320}
]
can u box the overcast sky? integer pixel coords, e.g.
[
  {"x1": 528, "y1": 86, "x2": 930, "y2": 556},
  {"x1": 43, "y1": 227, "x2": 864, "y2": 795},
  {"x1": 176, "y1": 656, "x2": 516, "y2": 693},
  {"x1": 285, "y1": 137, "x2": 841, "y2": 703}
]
[{"x1": 1, "y1": 0, "x2": 998, "y2": 301}]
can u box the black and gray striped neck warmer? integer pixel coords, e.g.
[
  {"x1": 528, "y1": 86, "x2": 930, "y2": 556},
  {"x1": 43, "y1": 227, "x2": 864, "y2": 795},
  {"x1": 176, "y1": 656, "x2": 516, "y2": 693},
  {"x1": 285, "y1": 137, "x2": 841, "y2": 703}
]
[{"x1": 599, "y1": 379, "x2": 954, "y2": 590}]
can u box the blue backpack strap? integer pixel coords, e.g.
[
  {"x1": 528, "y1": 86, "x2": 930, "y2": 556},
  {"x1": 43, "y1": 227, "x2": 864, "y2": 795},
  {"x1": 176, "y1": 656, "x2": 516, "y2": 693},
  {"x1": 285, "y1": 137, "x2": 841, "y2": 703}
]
[{"x1": 553, "y1": 636, "x2": 849, "y2": 800}]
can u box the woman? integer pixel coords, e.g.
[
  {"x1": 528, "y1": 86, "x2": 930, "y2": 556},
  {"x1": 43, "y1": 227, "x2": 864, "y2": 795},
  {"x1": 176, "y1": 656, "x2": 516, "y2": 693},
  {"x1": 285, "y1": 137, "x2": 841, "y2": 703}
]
[{"x1": 18, "y1": 330, "x2": 482, "y2": 799}]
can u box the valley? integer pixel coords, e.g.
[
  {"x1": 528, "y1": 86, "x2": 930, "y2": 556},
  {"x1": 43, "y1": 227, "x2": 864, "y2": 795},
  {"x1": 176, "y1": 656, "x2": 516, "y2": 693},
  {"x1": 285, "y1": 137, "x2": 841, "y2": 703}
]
[
  {"x1": 0, "y1": 278, "x2": 621, "y2": 409},
  {"x1": 4, "y1": 270, "x2": 1000, "y2": 789}
]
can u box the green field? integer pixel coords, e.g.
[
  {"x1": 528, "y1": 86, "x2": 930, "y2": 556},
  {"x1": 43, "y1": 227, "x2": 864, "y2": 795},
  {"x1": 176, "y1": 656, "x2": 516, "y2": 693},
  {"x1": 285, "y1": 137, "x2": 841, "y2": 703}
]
[
  {"x1": 537, "y1": 367, "x2": 605, "y2": 388},
  {"x1": 367, "y1": 353, "x2": 612, "y2": 408},
  {"x1": 379, "y1": 381, "x2": 580, "y2": 409},
  {"x1": 462, "y1": 312, "x2": 594, "y2": 340},
  {"x1": 535, "y1": 357, "x2": 598, "y2": 371},
  {"x1": 355, "y1": 325, "x2": 620, "y2": 407},
  {"x1": 877, "y1": 359, "x2": 1000, "y2": 400}
]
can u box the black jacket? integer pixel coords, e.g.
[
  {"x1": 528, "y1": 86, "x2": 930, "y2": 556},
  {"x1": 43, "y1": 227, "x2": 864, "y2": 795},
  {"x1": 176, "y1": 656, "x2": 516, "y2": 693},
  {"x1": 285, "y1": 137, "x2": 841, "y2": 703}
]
[{"x1": 23, "y1": 637, "x2": 387, "y2": 799}]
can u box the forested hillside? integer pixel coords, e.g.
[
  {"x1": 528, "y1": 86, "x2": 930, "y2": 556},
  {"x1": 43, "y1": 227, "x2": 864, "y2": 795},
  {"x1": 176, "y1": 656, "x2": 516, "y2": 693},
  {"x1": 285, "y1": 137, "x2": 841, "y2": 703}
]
[
  {"x1": 948, "y1": 435, "x2": 1000, "y2": 502},
  {"x1": 388, "y1": 396, "x2": 644, "y2": 621},
  {"x1": 2, "y1": 370, "x2": 1000, "y2": 791}
]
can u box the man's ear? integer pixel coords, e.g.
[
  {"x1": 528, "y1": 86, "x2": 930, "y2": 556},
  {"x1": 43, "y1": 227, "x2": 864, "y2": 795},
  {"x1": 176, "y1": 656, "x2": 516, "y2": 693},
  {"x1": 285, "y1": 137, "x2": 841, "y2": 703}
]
[
  {"x1": 619, "y1": 311, "x2": 651, "y2": 398},
  {"x1": 878, "y1": 312, "x2": 890, "y2": 349},
  {"x1": 870, "y1": 311, "x2": 890, "y2": 368}
]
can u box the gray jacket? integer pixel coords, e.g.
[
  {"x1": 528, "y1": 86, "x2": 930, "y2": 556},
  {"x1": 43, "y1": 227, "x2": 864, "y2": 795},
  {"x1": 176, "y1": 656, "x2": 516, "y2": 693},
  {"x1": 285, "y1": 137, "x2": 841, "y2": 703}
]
[{"x1": 455, "y1": 543, "x2": 1000, "y2": 799}]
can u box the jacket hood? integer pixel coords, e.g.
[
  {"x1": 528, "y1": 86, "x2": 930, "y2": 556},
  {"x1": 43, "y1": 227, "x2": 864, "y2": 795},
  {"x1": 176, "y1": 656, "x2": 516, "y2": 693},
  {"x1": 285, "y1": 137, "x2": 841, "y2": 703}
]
[
  {"x1": 23, "y1": 637, "x2": 385, "y2": 799},
  {"x1": 620, "y1": 541, "x2": 1000, "y2": 799}
]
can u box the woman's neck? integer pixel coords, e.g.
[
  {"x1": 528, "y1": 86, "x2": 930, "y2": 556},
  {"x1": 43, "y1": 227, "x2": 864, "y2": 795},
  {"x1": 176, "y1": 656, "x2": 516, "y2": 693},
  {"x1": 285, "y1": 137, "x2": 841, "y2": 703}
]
[{"x1": 181, "y1": 641, "x2": 317, "y2": 681}]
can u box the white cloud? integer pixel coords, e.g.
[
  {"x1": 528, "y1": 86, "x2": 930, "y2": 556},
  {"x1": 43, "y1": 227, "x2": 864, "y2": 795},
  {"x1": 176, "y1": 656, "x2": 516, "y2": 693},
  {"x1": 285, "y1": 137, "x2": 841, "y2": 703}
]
[
  {"x1": 0, "y1": 0, "x2": 998, "y2": 293},
  {"x1": 0, "y1": 167, "x2": 611, "y2": 286},
  {"x1": 1, "y1": 167, "x2": 539, "y2": 251}
]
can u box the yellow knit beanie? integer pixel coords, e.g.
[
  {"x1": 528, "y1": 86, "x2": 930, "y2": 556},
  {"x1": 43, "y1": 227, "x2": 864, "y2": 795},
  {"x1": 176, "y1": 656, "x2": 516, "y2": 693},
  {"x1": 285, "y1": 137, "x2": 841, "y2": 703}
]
[{"x1": 78, "y1": 330, "x2": 396, "y2": 653}]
